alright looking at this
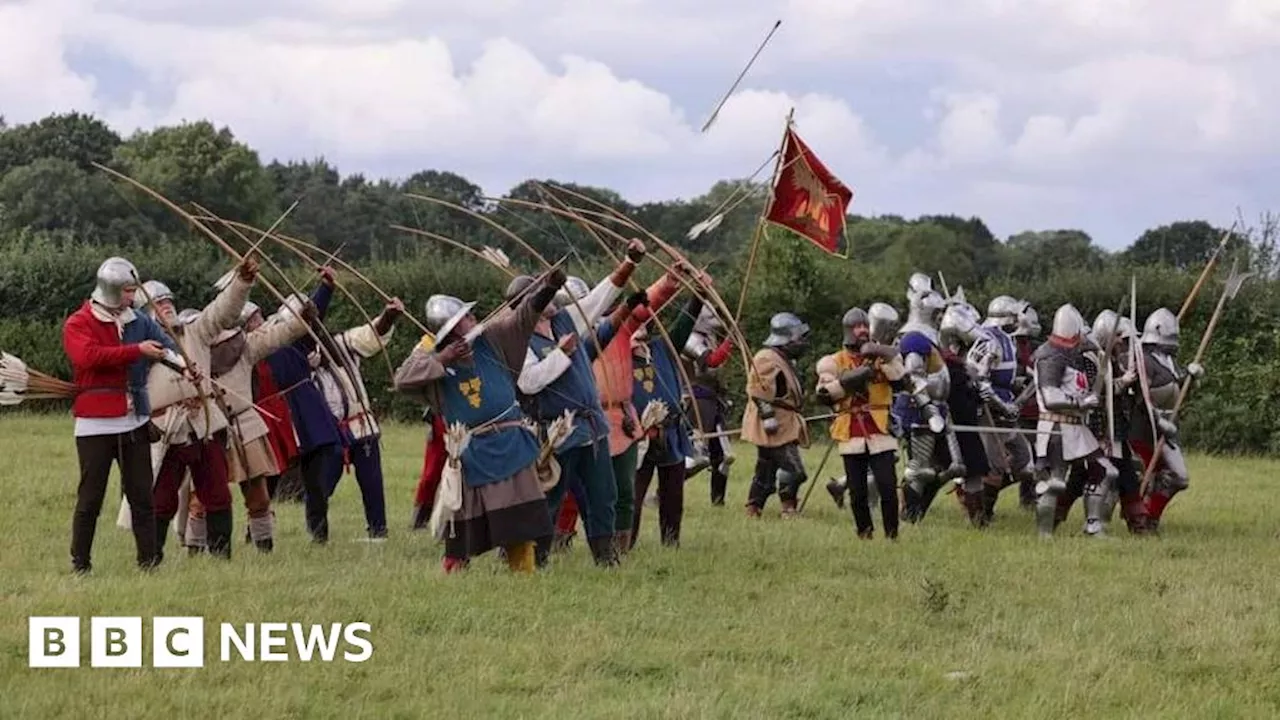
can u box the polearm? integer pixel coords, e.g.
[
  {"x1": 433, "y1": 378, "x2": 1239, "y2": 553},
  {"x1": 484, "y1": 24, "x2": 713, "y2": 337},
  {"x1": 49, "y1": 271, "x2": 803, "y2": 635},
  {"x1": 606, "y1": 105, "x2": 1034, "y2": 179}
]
[
  {"x1": 1178, "y1": 221, "x2": 1237, "y2": 321},
  {"x1": 1138, "y1": 261, "x2": 1252, "y2": 495}
]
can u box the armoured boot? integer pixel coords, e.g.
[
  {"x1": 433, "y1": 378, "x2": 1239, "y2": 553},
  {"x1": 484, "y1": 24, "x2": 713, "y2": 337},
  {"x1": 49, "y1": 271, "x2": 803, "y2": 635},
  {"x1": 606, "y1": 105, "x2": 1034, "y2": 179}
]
[
  {"x1": 1035, "y1": 477, "x2": 1066, "y2": 539},
  {"x1": 588, "y1": 536, "x2": 620, "y2": 567},
  {"x1": 940, "y1": 429, "x2": 967, "y2": 481},
  {"x1": 827, "y1": 479, "x2": 846, "y2": 509},
  {"x1": 905, "y1": 432, "x2": 939, "y2": 488},
  {"x1": 1083, "y1": 491, "x2": 1107, "y2": 537},
  {"x1": 206, "y1": 509, "x2": 233, "y2": 560}
]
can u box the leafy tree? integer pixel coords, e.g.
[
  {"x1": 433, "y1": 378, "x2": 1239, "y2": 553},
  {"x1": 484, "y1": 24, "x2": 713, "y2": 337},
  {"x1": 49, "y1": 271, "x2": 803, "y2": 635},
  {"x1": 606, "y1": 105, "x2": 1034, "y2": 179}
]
[
  {"x1": 115, "y1": 121, "x2": 275, "y2": 234},
  {"x1": 0, "y1": 112, "x2": 121, "y2": 174},
  {"x1": 1125, "y1": 220, "x2": 1233, "y2": 271}
]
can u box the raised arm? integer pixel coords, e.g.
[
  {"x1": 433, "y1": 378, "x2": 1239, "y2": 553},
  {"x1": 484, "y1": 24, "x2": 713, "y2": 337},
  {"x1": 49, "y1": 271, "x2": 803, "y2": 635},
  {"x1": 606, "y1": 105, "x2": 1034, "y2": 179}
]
[
  {"x1": 192, "y1": 271, "x2": 254, "y2": 343},
  {"x1": 517, "y1": 346, "x2": 574, "y2": 395},
  {"x1": 246, "y1": 313, "x2": 308, "y2": 366},
  {"x1": 488, "y1": 268, "x2": 567, "y2": 372},
  {"x1": 568, "y1": 242, "x2": 644, "y2": 334}
]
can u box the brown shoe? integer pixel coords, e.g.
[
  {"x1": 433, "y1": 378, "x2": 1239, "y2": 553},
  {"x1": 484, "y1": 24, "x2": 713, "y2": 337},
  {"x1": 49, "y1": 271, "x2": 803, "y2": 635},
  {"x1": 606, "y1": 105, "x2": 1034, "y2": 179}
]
[
  {"x1": 745, "y1": 504, "x2": 762, "y2": 518},
  {"x1": 780, "y1": 499, "x2": 798, "y2": 518}
]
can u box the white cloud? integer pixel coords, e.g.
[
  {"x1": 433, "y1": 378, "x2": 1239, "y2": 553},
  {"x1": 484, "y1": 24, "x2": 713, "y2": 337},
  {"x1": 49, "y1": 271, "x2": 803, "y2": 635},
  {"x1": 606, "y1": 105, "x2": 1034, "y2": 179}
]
[{"x1": 0, "y1": 0, "x2": 1275, "y2": 246}]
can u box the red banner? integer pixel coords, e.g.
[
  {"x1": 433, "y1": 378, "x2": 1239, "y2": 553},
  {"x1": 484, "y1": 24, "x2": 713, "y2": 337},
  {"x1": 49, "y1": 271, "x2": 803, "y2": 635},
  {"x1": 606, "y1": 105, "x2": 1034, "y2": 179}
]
[{"x1": 764, "y1": 127, "x2": 853, "y2": 255}]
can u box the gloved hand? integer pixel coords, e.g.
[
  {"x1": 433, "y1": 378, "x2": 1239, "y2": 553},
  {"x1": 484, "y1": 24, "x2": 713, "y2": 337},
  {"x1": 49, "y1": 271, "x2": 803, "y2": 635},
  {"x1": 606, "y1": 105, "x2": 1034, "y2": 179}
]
[
  {"x1": 1078, "y1": 394, "x2": 1101, "y2": 410},
  {"x1": 1187, "y1": 362, "x2": 1205, "y2": 379},
  {"x1": 625, "y1": 291, "x2": 649, "y2": 310}
]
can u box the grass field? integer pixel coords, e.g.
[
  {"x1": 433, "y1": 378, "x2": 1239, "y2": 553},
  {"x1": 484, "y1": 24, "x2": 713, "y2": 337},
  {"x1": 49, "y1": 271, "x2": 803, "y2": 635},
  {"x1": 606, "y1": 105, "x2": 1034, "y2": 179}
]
[{"x1": 3, "y1": 413, "x2": 1280, "y2": 718}]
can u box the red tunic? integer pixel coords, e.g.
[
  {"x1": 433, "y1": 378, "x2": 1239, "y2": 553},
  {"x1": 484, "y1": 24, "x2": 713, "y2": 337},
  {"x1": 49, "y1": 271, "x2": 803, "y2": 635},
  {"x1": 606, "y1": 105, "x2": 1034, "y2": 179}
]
[{"x1": 255, "y1": 360, "x2": 299, "y2": 471}]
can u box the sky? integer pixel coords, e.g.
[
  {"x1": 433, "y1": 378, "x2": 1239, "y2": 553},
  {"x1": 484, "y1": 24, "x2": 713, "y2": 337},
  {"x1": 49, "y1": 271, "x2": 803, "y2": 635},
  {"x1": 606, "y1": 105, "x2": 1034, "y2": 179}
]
[{"x1": 1, "y1": 0, "x2": 1277, "y2": 249}]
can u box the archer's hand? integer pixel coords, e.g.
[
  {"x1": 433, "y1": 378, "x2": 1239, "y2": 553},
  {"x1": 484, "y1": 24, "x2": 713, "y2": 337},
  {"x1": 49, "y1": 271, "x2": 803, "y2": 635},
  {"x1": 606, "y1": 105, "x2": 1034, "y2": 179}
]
[
  {"x1": 237, "y1": 255, "x2": 259, "y2": 282},
  {"x1": 1187, "y1": 362, "x2": 1205, "y2": 380},
  {"x1": 385, "y1": 297, "x2": 405, "y2": 318},
  {"x1": 625, "y1": 239, "x2": 646, "y2": 263},
  {"x1": 626, "y1": 291, "x2": 649, "y2": 310},
  {"x1": 546, "y1": 266, "x2": 567, "y2": 289},
  {"x1": 317, "y1": 266, "x2": 336, "y2": 287},
  {"x1": 437, "y1": 339, "x2": 473, "y2": 367},
  {"x1": 184, "y1": 363, "x2": 205, "y2": 387},
  {"x1": 558, "y1": 332, "x2": 579, "y2": 356},
  {"x1": 1078, "y1": 394, "x2": 1101, "y2": 410},
  {"x1": 138, "y1": 340, "x2": 167, "y2": 361}
]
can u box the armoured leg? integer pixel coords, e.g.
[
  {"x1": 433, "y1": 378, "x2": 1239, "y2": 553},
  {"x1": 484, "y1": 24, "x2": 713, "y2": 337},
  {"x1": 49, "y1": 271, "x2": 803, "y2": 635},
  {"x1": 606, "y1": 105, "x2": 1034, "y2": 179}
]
[
  {"x1": 1146, "y1": 444, "x2": 1190, "y2": 530},
  {"x1": 1082, "y1": 459, "x2": 1113, "y2": 537},
  {"x1": 940, "y1": 427, "x2": 967, "y2": 481},
  {"x1": 1034, "y1": 440, "x2": 1068, "y2": 539},
  {"x1": 777, "y1": 468, "x2": 802, "y2": 517},
  {"x1": 904, "y1": 430, "x2": 938, "y2": 486}
]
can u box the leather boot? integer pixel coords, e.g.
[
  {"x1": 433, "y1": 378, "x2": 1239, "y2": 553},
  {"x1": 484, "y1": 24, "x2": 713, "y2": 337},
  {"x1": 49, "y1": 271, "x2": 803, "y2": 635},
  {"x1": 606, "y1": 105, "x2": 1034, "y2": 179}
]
[
  {"x1": 534, "y1": 536, "x2": 553, "y2": 568},
  {"x1": 963, "y1": 490, "x2": 986, "y2": 527},
  {"x1": 1121, "y1": 495, "x2": 1149, "y2": 535},
  {"x1": 614, "y1": 530, "x2": 632, "y2": 556},
  {"x1": 981, "y1": 484, "x2": 1000, "y2": 524},
  {"x1": 153, "y1": 518, "x2": 170, "y2": 566},
  {"x1": 780, "y1": 498, "x2": 799, "y2": 518},
  {"x1": 206, "y1": 509, "x2": 233, "y2": 560},
  {"x1": 255, "y1": 538, "x2": 274, "y2": 553},
  {"x1": 587, "y1": 536, "x2": 619, "y2": 567}
]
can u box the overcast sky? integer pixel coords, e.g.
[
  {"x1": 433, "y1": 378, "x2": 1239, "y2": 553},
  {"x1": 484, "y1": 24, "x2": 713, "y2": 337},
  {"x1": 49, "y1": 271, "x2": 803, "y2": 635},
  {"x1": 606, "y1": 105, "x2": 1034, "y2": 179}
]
[{"x1": 2, "y1": 0, "x2": 1276, "y2": 248}]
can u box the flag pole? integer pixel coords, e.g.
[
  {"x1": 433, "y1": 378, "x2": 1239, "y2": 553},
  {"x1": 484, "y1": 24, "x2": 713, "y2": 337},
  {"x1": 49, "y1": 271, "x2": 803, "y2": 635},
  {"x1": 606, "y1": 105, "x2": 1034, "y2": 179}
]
[{"x1": 733, "y1": 107, "x2": 793, "y2": 324}]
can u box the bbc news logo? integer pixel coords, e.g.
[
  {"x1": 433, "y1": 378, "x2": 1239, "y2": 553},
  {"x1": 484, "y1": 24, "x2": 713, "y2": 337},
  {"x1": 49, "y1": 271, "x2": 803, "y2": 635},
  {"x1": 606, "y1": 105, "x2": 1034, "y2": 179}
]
[{"x1": 28, "y1": 617, "x2": 373, "y2": 668}]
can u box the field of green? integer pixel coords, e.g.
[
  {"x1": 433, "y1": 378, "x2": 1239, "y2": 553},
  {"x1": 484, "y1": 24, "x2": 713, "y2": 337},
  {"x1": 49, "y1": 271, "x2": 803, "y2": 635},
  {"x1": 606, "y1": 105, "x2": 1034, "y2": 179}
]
[{"x1": 2, "y1": 413, "x2": 1278, "y2": 718}]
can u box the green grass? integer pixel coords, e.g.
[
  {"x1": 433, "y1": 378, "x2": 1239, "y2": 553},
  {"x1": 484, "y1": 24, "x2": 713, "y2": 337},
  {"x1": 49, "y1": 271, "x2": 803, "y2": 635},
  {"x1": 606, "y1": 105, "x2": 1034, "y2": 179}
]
[{"x1": 3, "y1": 413, "x2": 1280, "y2": 718}]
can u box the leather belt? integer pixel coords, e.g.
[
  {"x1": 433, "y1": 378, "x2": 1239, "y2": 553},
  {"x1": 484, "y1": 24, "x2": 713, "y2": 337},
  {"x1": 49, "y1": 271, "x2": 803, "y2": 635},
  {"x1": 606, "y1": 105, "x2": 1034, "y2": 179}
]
[{"x1": 1042, "y1": 412, "x2": 1082, "y2": 425}]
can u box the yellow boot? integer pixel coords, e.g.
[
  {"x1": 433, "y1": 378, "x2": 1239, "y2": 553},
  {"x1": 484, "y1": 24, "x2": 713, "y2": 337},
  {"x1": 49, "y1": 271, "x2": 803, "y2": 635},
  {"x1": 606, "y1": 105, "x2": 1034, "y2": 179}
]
[{"x1": 504, "y1": 541, "x2": 536, "y2": 574}]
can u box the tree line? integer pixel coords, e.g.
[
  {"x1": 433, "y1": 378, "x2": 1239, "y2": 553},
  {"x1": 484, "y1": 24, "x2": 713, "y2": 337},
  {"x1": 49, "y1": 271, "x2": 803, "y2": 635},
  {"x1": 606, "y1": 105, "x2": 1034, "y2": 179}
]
[{"x1": 1, "y1": 112, "x2": 1277, "y2": 454}]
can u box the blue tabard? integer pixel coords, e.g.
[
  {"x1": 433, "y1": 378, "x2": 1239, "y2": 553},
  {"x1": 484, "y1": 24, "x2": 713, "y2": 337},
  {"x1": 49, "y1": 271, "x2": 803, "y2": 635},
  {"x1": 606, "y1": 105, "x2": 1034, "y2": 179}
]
[
  {"x1": 526, "y1": 310, "x2": 606, "y2": 451},
  {"x1": 976, "y1": 326, "x2": 1018, "y2": 402},
  {"x1": 438, "y1": 336, "x2": 541, "y2": 487},
  {"x1": 893, "y1": 330, "x2": 949, "y2": 429},
  {"x1": 632, "y1": 339, "x2": 693, "y2": 464}
]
